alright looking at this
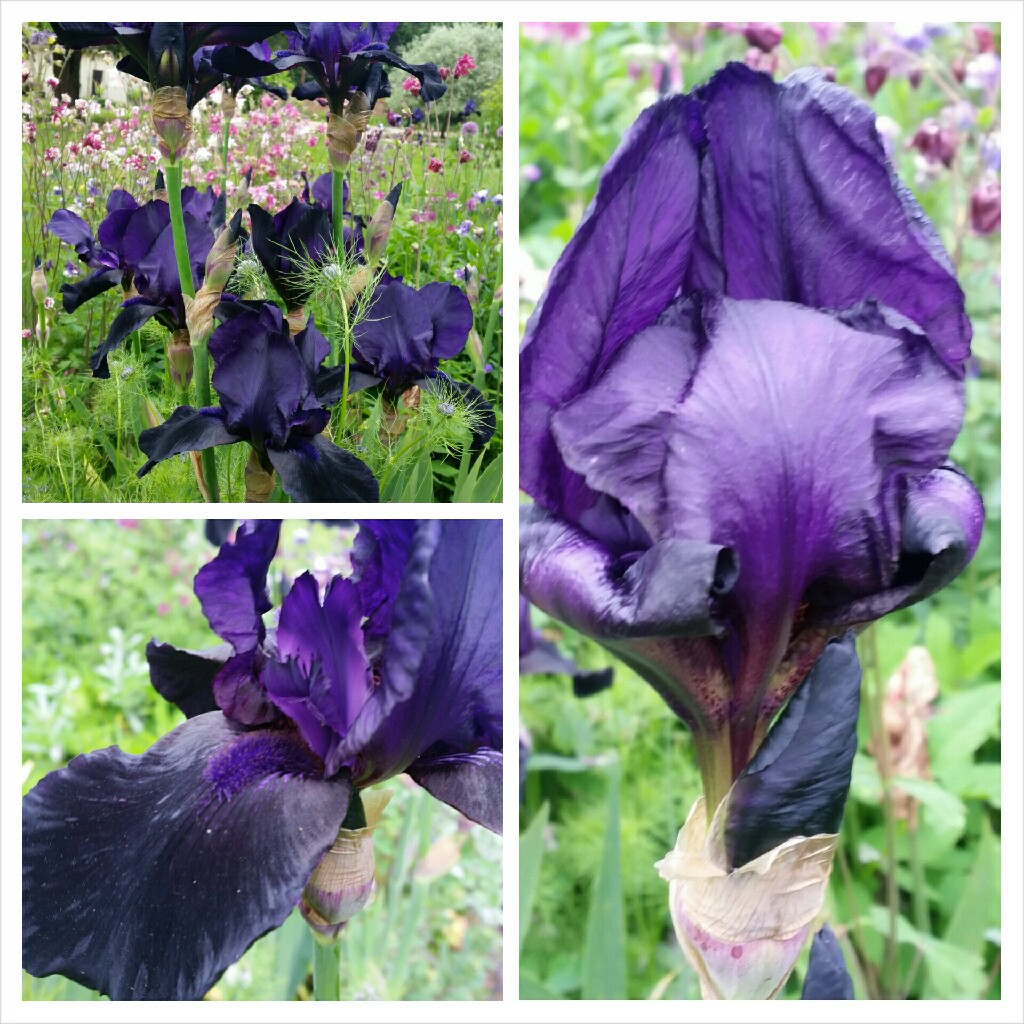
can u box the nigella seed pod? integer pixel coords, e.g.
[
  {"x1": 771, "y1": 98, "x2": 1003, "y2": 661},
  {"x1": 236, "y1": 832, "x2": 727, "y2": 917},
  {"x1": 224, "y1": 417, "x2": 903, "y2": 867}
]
[{"x1": 300, "y1": 790, "x2": 391, "y2": 943}]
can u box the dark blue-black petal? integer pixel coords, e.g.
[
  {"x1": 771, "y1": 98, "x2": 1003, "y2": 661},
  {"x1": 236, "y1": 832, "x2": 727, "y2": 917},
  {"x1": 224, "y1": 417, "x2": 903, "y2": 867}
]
[
  {"x1": 801, "y1": 924, "x2": 855, "y2": 999},
  {"x1": 61, "y1": 267, "x2": 123, "y2": 314},
  {"x1": 266, "y1": 436, "x2": 379, "y2": 503},
  {"x1": 91, "y1": 301, "x2": 165, "y2": 378},
  {"x1": 407, "y1": 747, "x2": 503, "y2": 834},
  {"x1": 146, "y1": 639, "x2": 229, "y2": 718},
  {"x1": 725, "y1": 635, "x2": 861, "y2": 870},
  {"x1": 23, "y1": 712, "x2": 350, "y2": 1001}
]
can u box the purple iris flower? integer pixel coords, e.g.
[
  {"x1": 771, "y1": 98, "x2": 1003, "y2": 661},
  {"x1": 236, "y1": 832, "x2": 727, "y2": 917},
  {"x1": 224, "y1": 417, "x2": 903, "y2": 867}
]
[
  {"x1": 213, "y1": 22, "x2": 445, "y2": 115},
  {"x1": 50, "y1": 22, "x2": 291, "y2": 106},
  {"x1": 317, "y1": 277, "x2": 495, "y2": 447},
  {"x1": 192, "y1": 40, "x2": 289, "y2": 104},
  {"x1": 520, "y1": 64, "x2": 984, "y2": 779},
  {"x1": 137, "y1": 304, "x2": 379, "y2": 502},
  {"x1": 23, "y1": 519, "x2": 502, "y2": 1000}
]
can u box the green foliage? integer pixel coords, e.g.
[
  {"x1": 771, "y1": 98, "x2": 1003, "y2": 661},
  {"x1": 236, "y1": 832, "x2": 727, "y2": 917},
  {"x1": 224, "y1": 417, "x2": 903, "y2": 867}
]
[
  {"x1": 22, "y1": 521, "x2": 502, "y2": 1001},
  {"x1": 408, "y1": 24, "x2": 503, "y2": 93}
]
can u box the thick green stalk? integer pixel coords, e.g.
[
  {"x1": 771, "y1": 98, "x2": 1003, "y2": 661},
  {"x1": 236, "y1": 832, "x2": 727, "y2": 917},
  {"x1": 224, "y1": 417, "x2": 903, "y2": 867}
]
[
  {"x1": 312, "y1": 936, "x2": 341, "y2": 1000},
  {"x1": 164, "y1": 161, "x2": 220, "y2": 502}
]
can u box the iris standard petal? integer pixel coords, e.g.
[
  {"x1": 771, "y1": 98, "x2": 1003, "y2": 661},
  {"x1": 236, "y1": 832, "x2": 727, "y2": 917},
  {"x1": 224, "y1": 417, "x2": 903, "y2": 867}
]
[
  {"x1": 407, "y1": 748, "x2": 503, "y2": 833},
  {"x1": 47, "y1": 209, "x2": 95, "y2": 259},
  {"x1": 350, "y1": 520, "x2": 421, "y2": 645},
  {"x1": 265, "y1": 436, "x2": 380, "y2": 503},
  {"x1": 248, "y1": 201, "x2": 332, "y2": 310},
  {"x1": 194, "y1": 519, "x2": 280, "y2": 652},
  {"x1": 270, "y1": 572, "x2": 372, "y2": 740},
  {"x1": 345, "y1": 521, "x2": 502, "y2": 786},
  {"x1": 146, "y1": 639, "x2": 228, "y2": 717},
  {"x1": 691, "y1": 64, "x2": 971, "y2": 374},
  {"x1": 519, "y1": 93, "x2": 702, "y2": 518},
  {"x1": 417, "y1": 281, "x2": 473, "y2": 359},
  {"x1": 353, "y1": 280, "x2": 436, "y2": 389},
  {"x1": 23, "y1": 713, "x2": 350, "y2": 1001},
  {"x1": 121, "y1": 201, "x2": 212, "y2": 304},
  {"x1": 724, "y1": 636, "x2": 860, "y2": 869},
  {"x1": 137, "y1": 405, "x2": 241, "y2": 476},
  {"x1": 208, "y1": 308, "x2": 310, "y2": 448}
]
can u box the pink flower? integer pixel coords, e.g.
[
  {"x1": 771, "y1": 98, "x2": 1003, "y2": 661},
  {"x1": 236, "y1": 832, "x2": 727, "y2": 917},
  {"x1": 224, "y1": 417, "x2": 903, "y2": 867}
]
[
  {"x1": 970, "y1": 178, "x2": 1001, "y2": 234},
  {"x1": 307, "y1": 136, "x2": 318, "y2": 147},
  {"x1": 157, "y1": 602, "x2": 171, "y2": 616},
  {"x1": 261, "y1": 93, "x2": 275, "y2": 108},
  {"x1": 453, "y1": 53, "x2": 476, "y2": 79},
  {"x1": 427, "y1": 157, "x2": 443, "y2": 173},
  {"x1": 43, "y1": 147, "x2": 60, "y2": 162},
  {"x1": 439, "y1": 66, "x2": 451, "y2": 80},
  {"x1": 402, "y1": 76, "x2": 422, "y2": 96},
  {"x1": 459, "y1": 148, "x2": 472, "y2": 163},
  {"x1": 373, "y1": 189, "x2": 385, "y2": 199},
  {"x1": 22, "y1": 329, "x2": 32, "y2": 339},
  {"x1": 44, "y1": 297, "x2": 55, "y2": 310},
  {"x1": 445, "y1": 190, "x2": 458, "y2": 200},
  {"x1": 45, "y1": 75, "x2": 59, "y2": 88}
]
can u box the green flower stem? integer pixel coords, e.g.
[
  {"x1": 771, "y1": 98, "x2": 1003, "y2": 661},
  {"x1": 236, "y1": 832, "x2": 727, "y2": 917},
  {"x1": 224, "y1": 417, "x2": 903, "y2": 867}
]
[
  {"x1": 691, "y1": 729, "x2": 734, "y2": 823},
  {"x1": 332, "y1": 168, "x2": 345, "y2": 256},
  {"x1": 312, "y1": 935, "x2": 341, "y2": 1000},
  {"x1": 474, "y1": 295, "x2": 501, "y2": 391},
  {"x1": 337, "y1": 297, "x2": 352, "y2": 433},
  {"x1": 164, "y1": 161, "x2": 220, "y2": 502}
]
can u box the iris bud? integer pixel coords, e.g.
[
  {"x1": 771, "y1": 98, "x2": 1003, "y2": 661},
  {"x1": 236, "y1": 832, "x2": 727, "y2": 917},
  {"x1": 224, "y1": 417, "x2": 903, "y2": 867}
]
[
  {"x1": 166, "y1": 328, "x2": 193, "y2": 387},
  {"x1": 31, "y1": 255, "x2": 48, "y2": 304},
  {"x1": 326, "y1": 92, "x2": 371, "y2": 171},
  {"x1": 366, "y1": 183, "x2": 402, "y2": 264},
  {"x1": 300, "y1": 790, "x2": 391, "y2": 943},
  {"x1": 186, "y1": 210, "x2": 242, "y2": 341}
]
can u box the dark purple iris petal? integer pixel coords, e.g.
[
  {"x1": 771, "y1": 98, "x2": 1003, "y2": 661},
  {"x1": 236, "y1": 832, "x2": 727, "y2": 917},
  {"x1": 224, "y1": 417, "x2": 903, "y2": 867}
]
[
  {"x1": 121, "y1": 201, "x2": 212, "y2": 305},
  {"x1": 265, "y1": 436, "x2": 381, "y2": 503},
  {"x1": 353, "y1": 280, "x2": 436, "y2": 389},
  {"x1": 137, "y1": 405, "x2": 242, "y2": 474},
  {"x1": 724, "y1": 636, "x2": 860, "y2": 869},
  {"x1": 801, "y1": 925, "x2": 854, "y2": 1000},
  {"x1": 690, "y1": 64, "x2": 971, "y2": 374},
  {"x1": 248, "y1": 200, "x2": 332, "y2": 310},
  {"x1": 95, "y1": 188, "x2": 140, "y2": 268},
  {"x1": 520, "y1": 94, "x2": 702, "y2": 521},
  {"x1": 345, "y1": 521, "x2": 502, "y2": 800},
  {"x1": 210, "y1": 305, "x2": 310, "y2": 448},
  {"x1": 549, "y1": 293, "x2": 974, "y2": 718},
  {"x1": 145, "y1": 639, "x2": 228, "y2": 718},
  {"x1": 61, "y1": 267, "x2": 123, "y2": 316},
  {"x1": 47, "y1": 209, "x2": 95, "y2": 259},
  {"x1": 212, "y1": 647, "x2": 280, "y2": 725},
  {"x1": 310, "y1": 171, "x2": 349, "y2": 217},
  {"x1": 407, "y1": 748, "x2": 503, "y2": 833},
  {"x1": 23, "y1": 713, "x2": 349, "y2": 1001},
  {"x1": 351, "y1": 521, "x2": 424, "y2": 644},
  {"x1": 194, "y1": 520, "x2": 280, "y2": 653},
  {"x1": 265, "y1": 573, "x2": 372, "y2": 753},
  {"x1": 417, "y1": 282, "x2": 474, "y2": 360},
  {"x1": 91, "y1": 300, "x2": 168, "y2": 378}
]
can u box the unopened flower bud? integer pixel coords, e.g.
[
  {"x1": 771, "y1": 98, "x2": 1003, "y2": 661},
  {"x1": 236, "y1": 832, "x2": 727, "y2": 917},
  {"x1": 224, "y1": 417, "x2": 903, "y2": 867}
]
[
  {"x1": 864, "y1": 63, "x2": 887, "y2": 98},
  {"x1": 951, "y1": 55, "x2": 967, "y2": 83},
  {"x1": 326, "y1": 93, "x2": 371, "y2": 171},
  {"x1": 464, "y1": 265, "x2": 479, "y2": 306},
  {"x1": 908, "y1": 65, "x2": 923, "y2": 90},
  {"x1": 31, "y1": 256, "x2": 48, "y2": 303},
  {"x1": 153, "y1": 168, "x2": 167, "y2": 202},
  {"x1": 970, "y1": 177, "x2": 1000, "y2": 234},
  {"x1": 743, "y1": 22, "x2": 783, "y2": 52},
  {"x1": 301, "y1": 791, "x2": 391, "y2": 943},
  {"x1": 205, "y1": 209, "x2": 242, "y2": 292},
  {"x1": 467, "y1": 327, "x2": 484, "y2": 371},
  {"x1": 244, "y1": 448, "x2": 275, "y2": 502},
  {"x1": 366, "y1": 183, "x2": 402, "y2": 264},
  {"x1": 166, "y1": 328, "x2": 193, "y2": 387},
  {"x1": 235, "y1": 165, "x2": 253, "y2": 206},
  {"x1": 151, "y1": 86, "x2": 193, "y2": 163},
  {"x1": 142, "y1": 396, "x2": 164, "y2": 430},
  {"x1": 911, "y1": 120, "x2": 958, "y2": 167}
]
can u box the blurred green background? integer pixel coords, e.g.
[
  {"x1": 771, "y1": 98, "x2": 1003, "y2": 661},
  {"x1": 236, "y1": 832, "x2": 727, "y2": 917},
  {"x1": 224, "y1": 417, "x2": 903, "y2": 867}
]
[
  {"x1": 519, "y1": 22, "x2": 1000, "y2": 1001},
  {"x1": 22, "y1": 520, "x2": 502, "y2": 1001}
]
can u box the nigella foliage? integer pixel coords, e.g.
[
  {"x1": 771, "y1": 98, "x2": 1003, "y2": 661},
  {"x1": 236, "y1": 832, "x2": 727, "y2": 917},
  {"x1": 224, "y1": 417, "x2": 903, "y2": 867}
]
[
  {"x1": 519, "y1": 64, "x2": 983, "y2": 772},
  {"x1": 23, "y1": 520, "x2": 502, "y2": 1000},
  {"x1": 136, "y1": 303, "x2": 379, "y2": 502}
]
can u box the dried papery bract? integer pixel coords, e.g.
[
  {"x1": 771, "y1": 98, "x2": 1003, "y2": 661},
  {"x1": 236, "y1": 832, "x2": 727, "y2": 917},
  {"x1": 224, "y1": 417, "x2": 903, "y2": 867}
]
[
  {"x1": 166, "y1": 328, "x2": 193, "y2": 388},
  {"x1": 151, "y1": 86, "x2": 193, "y2": 163},
  {"x1": 301, "y1": 790, "x2": 393, "y2": 942},
  {"x1": 326, "y1": 93, "x2": 370, "y2": 171},
  {"x1": 186, "y1": 210, "x2": 242, "y2": 343},
  {"x1": 244, "y1": 450, "x2": 275, "y2": 502},
  {"x1": 657, "y1": 796, "x2": 836, "y2": 999}
]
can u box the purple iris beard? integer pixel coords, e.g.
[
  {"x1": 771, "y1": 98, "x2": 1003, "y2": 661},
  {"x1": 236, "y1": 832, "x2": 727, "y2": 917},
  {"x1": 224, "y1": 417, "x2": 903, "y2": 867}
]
[
  {"x1": 23, "y1": 520, "x2": 502, "y2": 1000},
  {"x1": 519, "y1": 63, "x2": 984, "y2": 782}
]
